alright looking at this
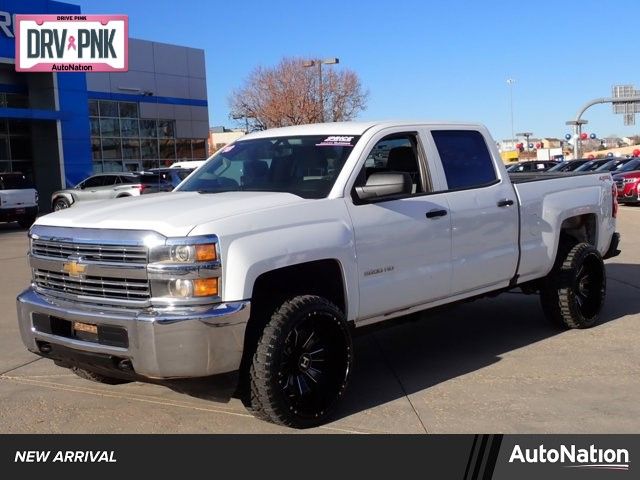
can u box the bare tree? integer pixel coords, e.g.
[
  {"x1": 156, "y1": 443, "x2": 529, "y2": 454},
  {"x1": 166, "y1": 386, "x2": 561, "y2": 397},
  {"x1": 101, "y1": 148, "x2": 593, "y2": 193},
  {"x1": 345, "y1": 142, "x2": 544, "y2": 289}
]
[{"x1": 229, "y1": 57, "x2": 368, "y2": 130}]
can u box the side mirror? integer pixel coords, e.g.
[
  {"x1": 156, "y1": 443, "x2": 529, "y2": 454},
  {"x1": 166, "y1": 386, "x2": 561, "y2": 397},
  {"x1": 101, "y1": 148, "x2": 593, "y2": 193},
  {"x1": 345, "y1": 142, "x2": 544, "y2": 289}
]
[
  {"x1": 77, "y1": 183, "x2": 85, "y2": 190},
  {"x1": 354, "y1": 172, "x2": 412, "y2": 201}
]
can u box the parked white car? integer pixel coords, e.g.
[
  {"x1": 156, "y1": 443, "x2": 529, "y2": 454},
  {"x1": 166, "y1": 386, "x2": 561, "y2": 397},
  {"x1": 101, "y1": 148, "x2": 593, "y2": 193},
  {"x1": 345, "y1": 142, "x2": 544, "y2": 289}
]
[
  {"x1": 17, "y1": 121, "x2": 620, "y2": 428},
  {"x1": 170, "y1": 160, "x2": 206, "y2": 170},
  {"x1": 51, "y1": 172, "x2": 173, "y2": 211},
  {"x1": 0, "y1": 173, "x2": 38, "y2": 228}
]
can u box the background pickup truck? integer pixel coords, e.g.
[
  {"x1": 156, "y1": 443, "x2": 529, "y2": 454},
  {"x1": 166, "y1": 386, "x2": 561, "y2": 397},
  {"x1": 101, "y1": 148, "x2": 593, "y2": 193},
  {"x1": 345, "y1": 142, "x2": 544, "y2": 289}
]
[
  {"x1": 17, "y1": 121, "x2": 620, "y2": 428},
  {"x1": 0, "y1": 172, "x2": 38, "y2": 228}
]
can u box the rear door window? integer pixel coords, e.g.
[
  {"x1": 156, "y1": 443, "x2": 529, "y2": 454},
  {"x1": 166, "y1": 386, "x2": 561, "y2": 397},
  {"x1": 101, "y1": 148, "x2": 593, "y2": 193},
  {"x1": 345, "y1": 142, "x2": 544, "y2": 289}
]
[{"x1": 431, "y1": 130, "x2": 497, "y2": 190}]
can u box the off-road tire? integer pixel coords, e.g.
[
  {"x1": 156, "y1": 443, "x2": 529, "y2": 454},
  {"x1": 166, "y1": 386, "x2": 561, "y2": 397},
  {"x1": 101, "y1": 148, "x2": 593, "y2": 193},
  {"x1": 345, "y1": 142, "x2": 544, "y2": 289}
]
[
  {"x1": 540, "y1": 242, "x2": 606, "y2": 329},
  {"x1": 248, "y1": 295, "x2": 353, "y2": 428},
  {"x1": 71, "y1": 366, "x2": 131, "y2": 385}
]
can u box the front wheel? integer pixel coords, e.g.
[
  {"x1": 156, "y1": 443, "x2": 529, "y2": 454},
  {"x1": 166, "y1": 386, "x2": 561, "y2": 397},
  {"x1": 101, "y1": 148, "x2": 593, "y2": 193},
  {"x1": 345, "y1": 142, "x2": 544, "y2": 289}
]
[
  {"x1": 540, "y1": 242, "x2": 606, "y2": 329},
  {"x1": 52, "y1": 197, "x2": 70, "y2": 211},
  {"x1": 248, "y1": 295, "x2": 353, "y2": 428}
]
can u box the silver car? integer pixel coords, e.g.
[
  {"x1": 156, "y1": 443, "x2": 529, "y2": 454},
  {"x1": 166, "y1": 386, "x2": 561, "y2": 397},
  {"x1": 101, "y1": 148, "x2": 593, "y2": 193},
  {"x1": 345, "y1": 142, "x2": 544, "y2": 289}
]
[{"x1": 51, "y1": 172, "x2": 172, "y2": 211}]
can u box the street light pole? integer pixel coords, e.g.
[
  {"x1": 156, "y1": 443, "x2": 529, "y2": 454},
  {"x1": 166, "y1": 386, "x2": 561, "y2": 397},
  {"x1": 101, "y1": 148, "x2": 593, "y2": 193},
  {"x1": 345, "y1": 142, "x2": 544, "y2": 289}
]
[
  {"x1": 507, "y1": 78, "x2": 516, "y2": 145},
  {"x1": 303, "y1": 57, "x2": 339, "y2": 123},
  {"x1": 566, "y1": 120, "x2": 588, "y2": 159}
]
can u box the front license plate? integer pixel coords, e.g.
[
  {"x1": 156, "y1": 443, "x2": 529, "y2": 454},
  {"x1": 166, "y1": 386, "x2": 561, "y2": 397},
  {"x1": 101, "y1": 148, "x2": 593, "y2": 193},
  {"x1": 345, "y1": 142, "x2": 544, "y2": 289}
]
[{"x1": 73, "y1": 321, "x2": 98, "y2": 335}]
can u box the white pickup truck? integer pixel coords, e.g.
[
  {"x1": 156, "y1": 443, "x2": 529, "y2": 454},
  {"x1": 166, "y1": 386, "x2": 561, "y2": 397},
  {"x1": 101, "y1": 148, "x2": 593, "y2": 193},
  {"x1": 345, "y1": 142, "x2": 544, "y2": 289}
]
[
  {"x1": 17, "y1": 121, "x2": 620, "y2": 428},
  {"x1": 0, "y1": 173, "x2": 38, "y2": 228}
]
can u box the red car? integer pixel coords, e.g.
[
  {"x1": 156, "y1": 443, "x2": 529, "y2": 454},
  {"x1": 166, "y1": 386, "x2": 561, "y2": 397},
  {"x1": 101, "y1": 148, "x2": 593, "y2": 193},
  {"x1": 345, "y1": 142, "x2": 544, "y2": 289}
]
[{"x1": 614, "y1": 170, "x2": 640, "y2": 204}]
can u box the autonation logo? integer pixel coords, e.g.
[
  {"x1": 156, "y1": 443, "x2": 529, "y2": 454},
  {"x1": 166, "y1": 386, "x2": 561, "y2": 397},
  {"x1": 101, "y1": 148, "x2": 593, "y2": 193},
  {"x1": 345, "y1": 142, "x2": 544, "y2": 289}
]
[{"x1": 509, "y1": 444, "x2": 630, "y2": 471}]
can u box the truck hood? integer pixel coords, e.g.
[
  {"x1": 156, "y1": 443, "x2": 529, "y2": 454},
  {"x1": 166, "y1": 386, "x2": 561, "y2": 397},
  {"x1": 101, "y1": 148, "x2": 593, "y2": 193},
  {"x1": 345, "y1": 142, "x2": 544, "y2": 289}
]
[{"x1": 35, "y1": 191, "x2": 306, "y2": 237}]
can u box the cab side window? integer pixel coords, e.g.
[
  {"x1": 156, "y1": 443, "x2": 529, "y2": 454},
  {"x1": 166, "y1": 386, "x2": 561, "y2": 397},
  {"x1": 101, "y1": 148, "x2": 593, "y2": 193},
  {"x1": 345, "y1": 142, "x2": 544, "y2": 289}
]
[
  {"x1": 356, "y1": 133, "x2": 425, "y2": 197},
  {"x1": 82, "y1": 176, "x2": 103, "y2": 188},
  {"x1": 432, "y1": 130, "x2": 497, "y2": 190}
]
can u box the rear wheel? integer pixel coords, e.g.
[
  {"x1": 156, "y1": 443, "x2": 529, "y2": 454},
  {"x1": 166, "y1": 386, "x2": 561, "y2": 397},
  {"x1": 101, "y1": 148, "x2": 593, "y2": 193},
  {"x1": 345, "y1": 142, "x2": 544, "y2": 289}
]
[
  {"x1": 70, "y1": 366, "x2": 131, "y2": 385},
  {"x1": 540, "y1": 242, "x2": 606, "y2": 329},
  {"x1": 248, "y1": 295, "x2": 352, "y2": 428},
  {"x1": 52, "y1": 197, "x2": 70, "y2": 211}
]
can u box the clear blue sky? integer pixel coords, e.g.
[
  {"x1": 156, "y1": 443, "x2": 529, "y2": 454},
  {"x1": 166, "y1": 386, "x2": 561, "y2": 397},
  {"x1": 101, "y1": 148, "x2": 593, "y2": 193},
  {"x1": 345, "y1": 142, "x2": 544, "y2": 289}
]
[{"x1": 74, "y1": 0, "x2": 639, "y2": 141}]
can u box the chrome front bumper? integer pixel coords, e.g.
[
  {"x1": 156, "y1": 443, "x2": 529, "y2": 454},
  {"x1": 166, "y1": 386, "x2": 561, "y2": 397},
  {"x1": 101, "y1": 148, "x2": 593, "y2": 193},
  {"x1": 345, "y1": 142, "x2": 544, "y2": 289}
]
[{"x1": 16, "y1": 287, "x2": 250, "y2": 379}]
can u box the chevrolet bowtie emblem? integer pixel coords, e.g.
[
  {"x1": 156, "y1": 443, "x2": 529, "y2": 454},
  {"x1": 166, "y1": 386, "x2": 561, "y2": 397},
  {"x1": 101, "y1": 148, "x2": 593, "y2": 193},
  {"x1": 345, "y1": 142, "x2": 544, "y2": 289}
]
[{"x1": 63, "y1": 261, "x2": 87, "y2": 278}]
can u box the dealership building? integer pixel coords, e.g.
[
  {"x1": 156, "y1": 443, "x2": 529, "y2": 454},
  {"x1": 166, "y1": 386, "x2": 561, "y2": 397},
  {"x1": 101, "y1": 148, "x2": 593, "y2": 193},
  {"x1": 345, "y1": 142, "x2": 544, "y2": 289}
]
[{"x1": 0, "y1": 0, "x2": 209, "y2": 210}]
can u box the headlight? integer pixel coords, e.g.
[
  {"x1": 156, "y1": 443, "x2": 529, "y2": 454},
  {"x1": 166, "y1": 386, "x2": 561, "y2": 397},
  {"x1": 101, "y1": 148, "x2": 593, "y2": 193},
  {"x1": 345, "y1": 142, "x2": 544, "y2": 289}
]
[
  {"x1": 623, "y1": 178, "x2": 638, "y2": 184},
  {"x1": 151, "y1": 241, "x2": 218, "y2": 264},
  {"x1": 171, "y1": 245, "x2": 195, "y2": 262},
  {"x1": 167, "y1": 278, "x2": 218, "y2": 298},
  {"x1": 147, "y1": 235, "x2": 221, "y2": 305}
]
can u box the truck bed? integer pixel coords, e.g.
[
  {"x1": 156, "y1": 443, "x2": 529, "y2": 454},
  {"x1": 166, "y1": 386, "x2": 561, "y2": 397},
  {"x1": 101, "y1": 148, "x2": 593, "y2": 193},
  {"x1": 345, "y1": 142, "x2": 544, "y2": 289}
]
[{"x1": 508, "y1": 171, "x2": 605, "y2": 184}]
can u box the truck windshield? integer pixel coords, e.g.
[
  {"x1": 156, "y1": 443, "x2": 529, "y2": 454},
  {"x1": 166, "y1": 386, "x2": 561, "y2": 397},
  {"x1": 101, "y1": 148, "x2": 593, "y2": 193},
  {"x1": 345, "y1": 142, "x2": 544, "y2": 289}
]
[{"x1": 177, "y1": 135, "x2": 360, "y2": 199}]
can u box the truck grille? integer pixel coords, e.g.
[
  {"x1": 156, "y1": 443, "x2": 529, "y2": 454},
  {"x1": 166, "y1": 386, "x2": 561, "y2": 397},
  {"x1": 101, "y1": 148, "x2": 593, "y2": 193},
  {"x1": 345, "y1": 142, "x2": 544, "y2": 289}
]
[
  {"x1": 33, "y1": 269, "x2": 150, "y2": 301},
  {"x1": 31, "y1": 239, "x2": 147, "y2": 264}
]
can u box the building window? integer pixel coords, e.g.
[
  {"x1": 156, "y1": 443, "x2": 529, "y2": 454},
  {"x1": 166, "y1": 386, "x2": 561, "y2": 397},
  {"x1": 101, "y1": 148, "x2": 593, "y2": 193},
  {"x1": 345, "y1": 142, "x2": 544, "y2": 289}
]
[
  {"x1": 88, "y1": 100, "x2": 99, "y2": 116},
  {"x1": 120, "y1": 119, "x2": 139, "y2": 137},
  {"x1": 139, "y1": 119, "x2": 157, "y2": 138},
  {"x1": 0, "y1": 92, "x2": 29, "y2": 109},
  {"x1": 0, "y1": 120, "x2": 34, "y2": 177},
  {"x1": 89, "y1": 99, "x2": 207, "y2": 172},
  {"x1": 98, "y1": 100, "x2": 118, "y2": 117},
  {"x1": 192, "y1": 139, "x2": 207, "y2": 159},
  {"x1": 122, "y1": 139, "x2": 141, "y2": 159},
  {"x1": 119, "y1": 102, "x2": 138, "y2": 118}
]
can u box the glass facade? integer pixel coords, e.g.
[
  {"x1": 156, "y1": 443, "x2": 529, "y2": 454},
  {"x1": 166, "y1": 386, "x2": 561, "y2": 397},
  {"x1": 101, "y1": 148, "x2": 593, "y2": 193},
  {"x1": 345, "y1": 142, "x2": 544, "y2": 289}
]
[
  {"x1": 89, "y1": 100, "x2": 207, "y2": 173},
  {"x1": 0, "y1": 92, "x2": 33, "y2": 178}
]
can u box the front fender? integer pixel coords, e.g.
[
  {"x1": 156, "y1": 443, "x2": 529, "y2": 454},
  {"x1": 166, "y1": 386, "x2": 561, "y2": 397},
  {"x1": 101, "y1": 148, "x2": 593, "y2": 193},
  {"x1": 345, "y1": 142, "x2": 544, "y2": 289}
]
[
  {"x1": 188, "y1": 199, "x2": 359, "y2": 321},
  {"x1": 225, "y1": 220, "x2": 357, "y2": 320},
  {"x1": 52, "y1": 191, "x2": 75, "y2": 206}
]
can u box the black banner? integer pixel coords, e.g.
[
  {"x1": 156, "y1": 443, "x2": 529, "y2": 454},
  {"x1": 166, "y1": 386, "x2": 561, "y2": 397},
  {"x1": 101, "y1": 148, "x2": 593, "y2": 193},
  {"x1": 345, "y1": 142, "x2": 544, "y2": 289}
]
[{"x1": 0, "y1": 435, "x2": 636, "y2": 479}]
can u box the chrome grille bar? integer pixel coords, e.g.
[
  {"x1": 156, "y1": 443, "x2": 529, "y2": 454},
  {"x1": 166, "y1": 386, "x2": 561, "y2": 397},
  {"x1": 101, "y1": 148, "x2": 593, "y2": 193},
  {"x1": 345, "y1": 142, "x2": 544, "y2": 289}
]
[
  {"x1": 34, "y1": 269, "x2": 150, "y2": 301},
  {"x1": 31, "y1": 239, "x2": 147, "y2": 264}
]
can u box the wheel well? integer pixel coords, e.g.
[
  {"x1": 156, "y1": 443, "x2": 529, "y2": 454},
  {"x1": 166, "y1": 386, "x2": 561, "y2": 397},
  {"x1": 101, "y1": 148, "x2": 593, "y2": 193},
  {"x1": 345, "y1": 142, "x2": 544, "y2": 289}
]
[
  {"x1": 238, "y1": 259, "x2": 347, "y2": 377},
  {"x1": 560, "y1": 214, "x2": 597, "y2": 247},
  {"x1": 116, "y1": 194, "x2": 131, "y2": 198},
  {"x1": 251, "y1": 259, "x2": 346, "y2": 317},
  {"x1": 52, "y1": 195, "x2": 70, "y2": 206}
]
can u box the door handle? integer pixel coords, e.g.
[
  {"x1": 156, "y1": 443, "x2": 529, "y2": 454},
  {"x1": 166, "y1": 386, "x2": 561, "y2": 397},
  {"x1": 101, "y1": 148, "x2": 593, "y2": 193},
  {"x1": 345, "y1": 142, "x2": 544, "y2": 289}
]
[
  {"x1": 497, "y1": 199, "x2": 514, "y2": 207},
  {"x1": 426, "y1": 209, "x2": 448, "y2": 219}
]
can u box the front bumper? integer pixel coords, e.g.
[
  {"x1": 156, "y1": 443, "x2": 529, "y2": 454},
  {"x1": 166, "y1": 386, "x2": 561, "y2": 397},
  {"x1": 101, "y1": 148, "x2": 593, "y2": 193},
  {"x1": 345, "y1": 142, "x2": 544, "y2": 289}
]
[{"x1": 16, "y1": 287, "x2": 250, "y2": 379}]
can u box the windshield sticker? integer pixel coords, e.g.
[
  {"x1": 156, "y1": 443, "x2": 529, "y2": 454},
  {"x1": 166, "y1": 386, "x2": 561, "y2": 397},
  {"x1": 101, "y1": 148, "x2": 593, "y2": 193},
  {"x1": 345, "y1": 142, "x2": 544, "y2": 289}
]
[
  {"x1": 316, "y1": 136, "x2": 355, "y2": 147},
  {"x1": 221, "y1": 144, "x2": 235, "y2": 153}
]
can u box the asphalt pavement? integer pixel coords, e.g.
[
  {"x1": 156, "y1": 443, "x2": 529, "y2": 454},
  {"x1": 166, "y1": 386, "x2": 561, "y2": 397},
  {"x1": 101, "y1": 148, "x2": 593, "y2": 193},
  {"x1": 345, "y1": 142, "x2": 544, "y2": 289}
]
[{"x1": 1, "y1": 208, "x2": 639, "y2": 433}]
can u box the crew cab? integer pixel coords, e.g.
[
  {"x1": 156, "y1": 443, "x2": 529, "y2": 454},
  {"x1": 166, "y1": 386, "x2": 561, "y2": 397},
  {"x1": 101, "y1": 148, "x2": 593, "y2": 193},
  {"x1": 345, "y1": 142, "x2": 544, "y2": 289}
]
[
  {"x1": 0, "y1": 173, "x2": 38, "y2": 228},
  {"x1": 16, "y1": 121, "x2": 620, "y2": 428}
]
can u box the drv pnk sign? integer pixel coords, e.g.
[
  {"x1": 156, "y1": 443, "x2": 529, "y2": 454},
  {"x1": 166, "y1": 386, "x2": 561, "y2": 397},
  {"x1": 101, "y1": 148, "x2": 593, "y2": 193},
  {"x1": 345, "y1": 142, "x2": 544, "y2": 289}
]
[{"x1": 15, "y1": 15, "x2": 128, "y2": 72}]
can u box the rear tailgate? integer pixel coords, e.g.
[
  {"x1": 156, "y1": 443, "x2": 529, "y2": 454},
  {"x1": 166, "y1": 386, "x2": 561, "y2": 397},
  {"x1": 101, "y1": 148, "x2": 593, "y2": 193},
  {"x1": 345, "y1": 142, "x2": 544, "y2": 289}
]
[{"x1": 0, "y1": 188, "x2": 37, "y2": 209}]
